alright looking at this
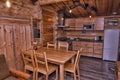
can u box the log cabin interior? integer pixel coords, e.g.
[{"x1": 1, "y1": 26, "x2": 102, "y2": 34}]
[{"x1": 0, "y1": 0, "x2": 120, "y2": 80}]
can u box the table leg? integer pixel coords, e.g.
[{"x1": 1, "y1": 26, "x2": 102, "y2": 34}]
[{"x1": 60, "y1": 64, "x2": 64, "y2": 80}]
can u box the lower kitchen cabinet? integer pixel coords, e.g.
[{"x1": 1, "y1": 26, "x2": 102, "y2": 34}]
[
  {"x1": 93, "y1": 43, "x2": 103, "y2": 58},
  {"x1": 73, "y1": 41, "x2": 103, "y2": 58}
]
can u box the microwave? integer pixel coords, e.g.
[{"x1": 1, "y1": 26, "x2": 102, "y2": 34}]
[{"x1": 83, "y1": 24, "x2": 94, "y2": 30}]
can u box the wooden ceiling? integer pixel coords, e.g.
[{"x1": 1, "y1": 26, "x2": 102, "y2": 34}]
[{"x1": 40, "y1": 0, "x2": 120, "y2": 18}]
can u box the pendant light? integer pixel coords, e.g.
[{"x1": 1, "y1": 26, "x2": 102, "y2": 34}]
[{"x1": 6, "y1": 0, "x2": 11, "y2": 8}]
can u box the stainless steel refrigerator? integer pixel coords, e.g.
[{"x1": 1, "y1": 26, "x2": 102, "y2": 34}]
[{"x1": 103, "y1": 29, "x2": 120, "y2": 61}]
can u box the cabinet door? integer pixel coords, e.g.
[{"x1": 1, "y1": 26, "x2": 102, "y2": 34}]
[
  {"x1": 73, "y1": 42, "x2": 81, "y2": 51},
  {"x1": 65, "y1": 19, "x2": 75, "y2": 27},
  {"x1": 87, "y1": 42, "x2": 93, "y2": 47},
  {"x1": 104, "y1": 17, "x2": 120, "y2": 29},
  {"x1": 94, "y1": 18, "x2": 104, "y2": 30},
  {"x1": 94, "y1": 43, "x2": 103, "y2": 58}
]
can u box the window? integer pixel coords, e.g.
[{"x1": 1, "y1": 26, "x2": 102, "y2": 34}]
[{"x1": 34, "y1": 29, "x2": 40, "y2": 38}]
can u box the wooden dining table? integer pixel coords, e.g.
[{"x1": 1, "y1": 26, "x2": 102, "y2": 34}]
[{"x1": 36, "y1": 47, "x2": 76, "y2": 80}]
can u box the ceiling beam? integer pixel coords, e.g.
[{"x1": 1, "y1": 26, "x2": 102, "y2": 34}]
[
  {"x1": 38, "y1": 0, "x2": 68, "y2": 5},
  {"x1": 105, "y1": 0, "x2": 108, "y2": 16},
  {"x1": 82, "y1": 0, "x2": 89, "y2": 16},
  {"x1": 112, "y1": 0, "x2": 120, "y2": 14},
  {"x1": 110, "y1": 0, "x2": 114, "y2": 14}
]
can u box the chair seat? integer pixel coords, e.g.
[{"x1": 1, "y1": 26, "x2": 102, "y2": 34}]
[
  {"x1": 64, "y1": 63, "x2": 75, "y2": 73},
  {"x1": 116, "y1": 61, "x2": 120, "y2": 71},
  {"x1": 4, "y1": 76, "x2": 18, "y2": 80},
  {"x1": 36, "y1": 63, "x2": 58, "y2": 75}
]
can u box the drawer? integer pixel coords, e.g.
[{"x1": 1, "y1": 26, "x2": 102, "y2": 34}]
[
  {"x1": 86, "y1": 53, "x2": 93, "y2": 57},
  {"x1": 81, "y1": 43, "x2": 87, "y2": 47},
  {"x1": 82, "y1": 48, "x2": 87, "y2": 52},
  {"x1": 93, "y1": 54, "x2": 102, "y2": 58},
  {"x1": 73, "y1": 42, "x2": 81, "y2": 45},
  {"x1": 94, "y1": 49, "x2": 103, "y2": 54},
  {"x1": 94, "y1": 43, "x2": 103, "y2": 46},
  {"x1": 73, "y1": 46, "x2": 80, "y2": 51},
  {"x1": 94, "y1": 46, "x2": 103, "y2": 49},
  {"x1": 87, "y1": 43, "x2": 94, "y2": 47},
  {"x1": 73, "y1": 44, "x2": 81, "y2": 46},
  {"x1": 87, "y1": 48, "x2": 93, "y2": 53}
]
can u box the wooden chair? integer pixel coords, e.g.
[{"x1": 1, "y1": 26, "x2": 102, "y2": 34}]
[
  {"x1": 34, "y1": 51, "x2": 58, "y2": 80},
  {"x1": 64, "y1": 48, "x2": 82, "y2": 80},
  {"x1": 116, "y1": 61, "x2": 120, "y2": 80},
  {"x1": 0, "y1": 54, "x2": 31, "y2": 80},
  {"x1": 32, "y1": 40, "x2": 40, "y2": 50},
  {"x1": 21, "y1": 49, "x2": 36, "y2": 80},
  {"x1": 47, "y1": 42, "x2": 56, "y2": 50},
  {"x1": 58, "y1": 41, "x2": 68, "y2": 51}
]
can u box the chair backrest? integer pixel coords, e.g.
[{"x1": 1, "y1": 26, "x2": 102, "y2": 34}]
[
  {"x1": 0, "y1": 54, "x2": 10, "y2": 80},
  {"x1": 58, "y1": 41, "x2": 68, "y2": 51},
  {"x1": 34, "y1": 51, "x2": 49, "y2": 72},
  {"x1": 74, "y1": 48, "x2": 82, "y2": 70},
  {"x1": 47, "y1": 42, "x2": 56, "y2": 49},
  {"x1": 21, "y1": 49, "x2": 35, "y2": 68}
]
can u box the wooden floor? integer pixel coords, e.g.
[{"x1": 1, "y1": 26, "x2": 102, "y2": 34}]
[{"x1": 39, "y1": 56, "x2": 117, "y2": 80}]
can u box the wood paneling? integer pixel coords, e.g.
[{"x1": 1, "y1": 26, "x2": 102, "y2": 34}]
[
  {"x1": 65, "y1": 17, "x2": 104, "y2": 30},
  {"x1": 41, "y1": 0, "x2": 120, "y2": 17},
  {"x1": 0, "y1": 19, "x2": 32, "y2": 71},
  {"x1": 73, "y1": 41, "x2": 103, "y2": 58},
  {"x1": 39, "y1": 0, "x2": 68, "y2": 5},
  {"x1": 42, "y1": 9, "x2": 57, "y2": 46}
]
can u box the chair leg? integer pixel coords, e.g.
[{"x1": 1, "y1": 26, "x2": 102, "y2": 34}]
[
  {"x1": 56, "y1": 69, "x2": 58, "y2": 80},
  {"x1": 77, "y1": 67, "x2": 80, "y2": 80},
  {"x1": 46, "y1": 75, "x2": 48, "y2": 80},
  {"x1": 33, "y1": 70, "x2": 36, "y2": 80},
  {"x1": 24, "y1": 68, "x2": 27, "y2": 72},
  {"x1": 74, "y1": 72, "x2": 76, "y2": 80},
  {"x1": 36, "y1": 71, "x2": 38, "y2": 80}
]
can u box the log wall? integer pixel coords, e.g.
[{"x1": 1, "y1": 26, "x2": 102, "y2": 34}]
[
  {"x1": 42, "y1": 8, "x2": 57, "y2": 46},
  {"x1": 57, "y1": 17, "x2": 104, "y2": 39},
  {"x1": 0, "y1": 0, "x2": 42, "y2": 71},
  {"x1": 0, "y1": 19, "x2": 32, "y2": 70}
]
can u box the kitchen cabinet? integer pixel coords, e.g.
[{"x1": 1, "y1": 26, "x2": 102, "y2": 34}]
[
  {"x1": 73, "y1": 41, "x2": 103, "y2": 58},
  {"x1": 104, "y1": 16, "x2": 120, "y2": 29},
  {"x1": 93, "y1": 43, "x2": 103, "y2": 58},
  {"x1": 73, "y1": 41, "x2": 94, "y2": 57},
  {"x1": 64, "y1": 17, "x2": 104, "y2": 30},
  {"x1": 65, "y1": 18, "x2": 76, "y2": 27}
]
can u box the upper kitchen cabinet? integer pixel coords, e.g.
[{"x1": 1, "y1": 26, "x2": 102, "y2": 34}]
[
  {"x1": 104, "y1": 16, "x2": 120, "y2": 29},
  {"x1": 64, "y1": 18, "x2": 76, "y2": 30},
  {"x1": 94, "y1": 18, "x2": 104, "y2": 30},
  {"x1": 65, "y1": 18, "x2": 76, "y2": 27},
  {"x1": 64, "y1": 17, "x2": 104, "y2": 30}
]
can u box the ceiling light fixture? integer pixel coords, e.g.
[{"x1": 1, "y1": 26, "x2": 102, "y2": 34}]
[
  {"x1": 6, "y1": 0, "x2": 11, "y2": 8},
  {"x1": 89, "y1": 15, "x2": 92, "y2": 18},
  {"x1": 69, "y1": 9, "x2": 72, "y2": 13}
]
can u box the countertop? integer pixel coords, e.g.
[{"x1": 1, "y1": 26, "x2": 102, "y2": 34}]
[
  {"x1": 57, "y1": 37, "x2": 103, "y2": 43},
  {"x1": 73, "y1": 39, "x2": 103, "y2": 43}
]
